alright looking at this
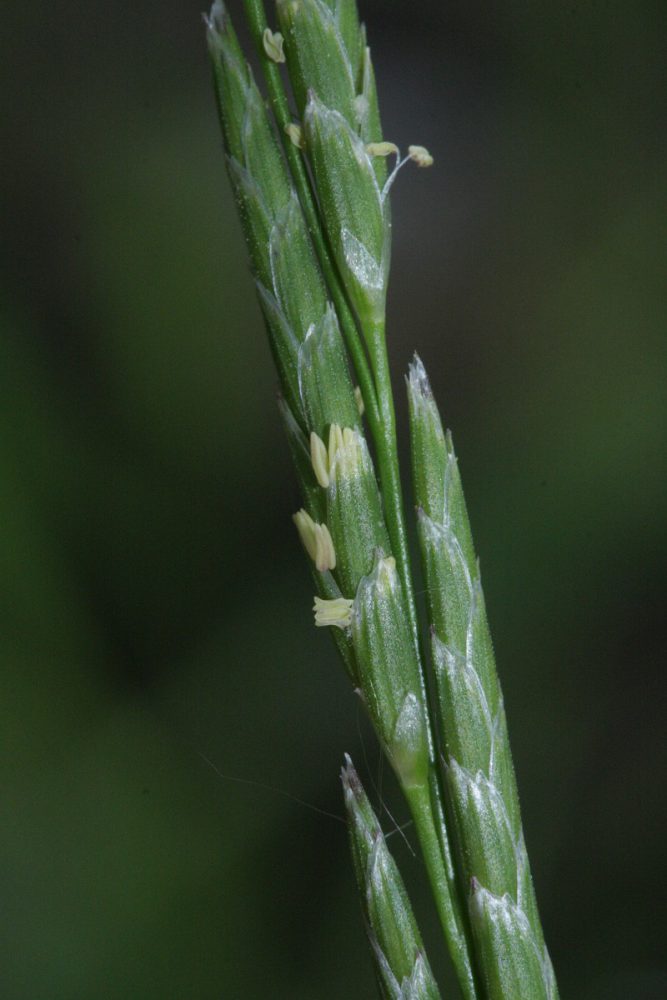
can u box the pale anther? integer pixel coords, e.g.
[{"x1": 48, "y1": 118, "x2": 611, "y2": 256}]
[
  {"x1": 327, "y1": 424, "x2": 364, "y2": 481},
  {"x1": 310, "y1": 431, "x2": 330, "y2": 488},
  {"x1": 313, "y1": 596, "x2": 353, "y2": 630},
  {"x1": 327, "y1": 423, "x2": 345, "y2": 470},
  {"x1": 408, "y1": 145, "x2": 434, "y2": 168},
  {"x1": 354, "y1": 386, "x2": 365, "y2": 417},
  {"x1": 293, "y1": 509, "x2": 336, "y2": 572},
  {"x1": 284, "y1": 123, "x2": 305, "y2": 149},
  {"x1": 262, "y1": 28, "x2": 286, "y2": 64},
  {"x1": 366, "y1": 141, "x2": 399, "y2": 158}
]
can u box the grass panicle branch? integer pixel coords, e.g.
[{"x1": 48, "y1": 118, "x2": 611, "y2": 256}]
[{"x1": 207, "y1": 3, "x2": 559, "y2": 997}]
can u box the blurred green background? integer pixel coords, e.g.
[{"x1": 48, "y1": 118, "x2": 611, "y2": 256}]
[{"x1": 2, "y1": 0, "x2": 665, "y2": 996}]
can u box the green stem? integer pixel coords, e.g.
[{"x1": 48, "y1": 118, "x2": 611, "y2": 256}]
[
  {"x1": 428, "y1": 763, "x2": 484, "y2": 999},
  {"x1": 366, "y1": 322, "x2": 418, "y2": 647},
  {"x1": 406, "y1": 784, "x2": 479, "y2": 1000},
  {"x1": 242, "y1": 0, "x2": 381, "y2": 432},
  {"x1": 371, "y1": 319, "x2": 482, "y2": 1000}
]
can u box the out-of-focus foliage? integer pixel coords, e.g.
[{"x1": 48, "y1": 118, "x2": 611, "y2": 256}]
[{"x1": 1, "y1": 1, "x2": 665, "y2": 997}]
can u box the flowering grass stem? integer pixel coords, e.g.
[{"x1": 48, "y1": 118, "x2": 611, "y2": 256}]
[{"x1": 206, "y1": 3, "x2": 559, "y2": 996}]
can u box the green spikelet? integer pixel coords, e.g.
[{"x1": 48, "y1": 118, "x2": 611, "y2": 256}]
[
  {"x1": 342, "y1": 757, "x2": 441, "y2": 1000},
  {"x1": 304, "y1": 91, "x2": 390, "y2": 333},
  {"x1": 208, "y1": 2, "x2": 348, "y2": 427},
  {"x1": 408, "y1": 356, "x2": 559, "y2": 999}
]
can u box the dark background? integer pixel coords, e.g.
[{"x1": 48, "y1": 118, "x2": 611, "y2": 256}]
[{"x1": 2, "y1": 1, "x2": 665, "y2": 996}]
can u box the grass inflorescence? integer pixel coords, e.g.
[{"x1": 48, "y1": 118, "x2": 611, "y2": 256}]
[{"x1": 206, "y1": 3, "x2": 559, "y2": 996}]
